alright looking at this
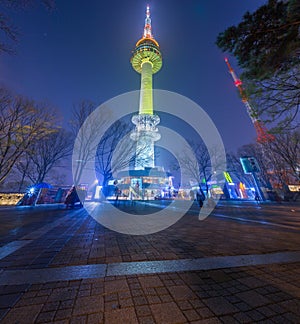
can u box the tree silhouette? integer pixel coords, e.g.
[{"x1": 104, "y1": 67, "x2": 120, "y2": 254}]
[
  {"x1": 216, "y1": 0, "x2": 300, "y2": 130},
  {"x1": 0, "y1": 87, "x2": 56, "y2": 183}
]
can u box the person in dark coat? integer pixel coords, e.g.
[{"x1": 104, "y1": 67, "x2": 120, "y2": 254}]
[
  {"x1": 254, "y1": 191, "x2": 260, "y2": 204},
  {"x1": 65, "y1": 186, "x2": 79, "y2": 208},
  {"x1": 196, "y1": 188, "x2": 205, "y2": 208}
]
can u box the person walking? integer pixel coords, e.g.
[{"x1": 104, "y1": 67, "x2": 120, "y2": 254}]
[
  {"x1": 65, "y1": 186, "x2": 78, "y2": 209},
  {"x1": 196, "y1": 188, "x2": 205, "y2": 208},
  {"x1": 114, "y1": 186, "x2": 121, "y2": 205},
  {"x1": 254, "y1": 191, "x2": 260, "y2": 204}
]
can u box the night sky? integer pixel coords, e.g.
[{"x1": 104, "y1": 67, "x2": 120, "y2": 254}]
[{"x1": 1, "y1": 0, "x2": 266, "y2": 152}]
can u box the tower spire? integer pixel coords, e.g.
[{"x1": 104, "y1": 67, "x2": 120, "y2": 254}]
[{"x1": 143, "y1": 5, "x2": 152, "y2": 38}]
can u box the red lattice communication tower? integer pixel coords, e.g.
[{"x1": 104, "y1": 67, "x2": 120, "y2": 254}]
[{"x1": 225, "y1": 58, "x2": 275, "y2": 144}]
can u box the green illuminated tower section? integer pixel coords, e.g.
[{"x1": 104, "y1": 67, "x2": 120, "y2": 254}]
[{"x1": 130, "y1": 5, "x2": 162, "y2": 169}]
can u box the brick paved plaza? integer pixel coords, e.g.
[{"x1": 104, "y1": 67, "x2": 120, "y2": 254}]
[{"x1": 0, "y1": 201, "x2": 299, "y2": 323}]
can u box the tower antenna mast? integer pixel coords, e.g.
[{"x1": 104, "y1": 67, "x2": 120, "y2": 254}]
[
  {"x1": 224, "y1": 58, "x2": 274, "y2": 144},
  {"x1": 143, "y1": 5, "x2": 152, "y2": 38}
]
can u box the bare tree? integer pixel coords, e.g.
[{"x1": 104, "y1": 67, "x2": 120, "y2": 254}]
[
  {"x1": 237, "y1": 130, "x2": 300, "y2": 188},
  {"x1": 71, "y1": 101, "x2": 151, "y2": 188},
  {"x1": 15, "y1": 153, "x2": 33, "y2": 191},
  {"x1": 264, "y1": 130, "x2": 300, "y2": 184},
  {"x1": 21, "y1": 128, "x2": 73, "y2": 184},
  {"x1": 95, "y1": 120, "x2": 146, "y2": 189},
  {"x1": 178, "y1": 141, "x2": 224, "y2": 193},
  {"x1": 0, "y1": 0, "x2": 55, "y2": 54},
  {"x1": 70, "y1": 100, "x2": 118, "y2": 185},
  {"x1": 245, "y1": 67, "x2": 300, "y2": 131},
  {"x1": 70, "y1": 101, "x2": 96, "y2": 185},
  {"x1": 0, "y1": 87, "x2": 56, "y2": 184}
]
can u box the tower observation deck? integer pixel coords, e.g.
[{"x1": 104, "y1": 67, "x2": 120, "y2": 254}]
[{"x1": 130, "y1": 5, "x2": 162, "y2": 169}]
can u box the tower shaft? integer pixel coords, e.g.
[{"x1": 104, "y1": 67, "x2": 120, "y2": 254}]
[{"x1": 139, "y1": 61, "x2": 153, "y2": 115}]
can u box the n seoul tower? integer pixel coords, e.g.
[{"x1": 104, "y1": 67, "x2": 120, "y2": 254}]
[{"x1": 130, "y1": 5, "x2": 162, "y2": 169}]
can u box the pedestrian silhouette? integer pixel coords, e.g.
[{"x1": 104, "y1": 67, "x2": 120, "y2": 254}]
[
  {"x1": 196, "y1": 188, "x2": 205, "y2": 208},
  {"x1": 254, "y1": 191, "x2": 260, "y2": 204}
]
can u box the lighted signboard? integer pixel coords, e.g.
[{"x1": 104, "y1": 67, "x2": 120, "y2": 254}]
[
  {"x1": 240, "y1": 156, "x2": 261, "y2": 174},
  {"x1": 223, "y1": 172, "x2": 233, "y2": 183}
]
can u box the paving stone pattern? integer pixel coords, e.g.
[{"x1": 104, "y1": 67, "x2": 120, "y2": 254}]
[
  {"x1": 46, "y1": 205, "x2": 300, "y2": 267},
  {"x1": 1, "y1": 264, "x2": 300, "y2": 323},
  {"x1": 0, "y1": 202, "x2": 299, "y2": 323}
]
